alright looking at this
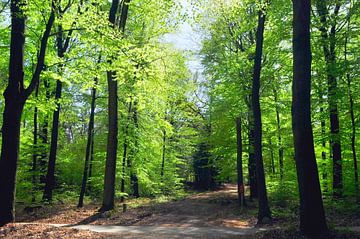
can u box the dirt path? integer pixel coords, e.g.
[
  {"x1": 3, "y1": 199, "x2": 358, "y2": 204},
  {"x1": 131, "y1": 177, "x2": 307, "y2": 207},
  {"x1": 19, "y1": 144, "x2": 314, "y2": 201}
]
[
  {"x1": 57, "y1": 223, "x2": 273, "y2": 238},
  {"x1": 6, "y1": 185, "x2": 275, "y2": 238},
  {"x1": 3, "y1": 185, "x2": 360, "y2": 238}
]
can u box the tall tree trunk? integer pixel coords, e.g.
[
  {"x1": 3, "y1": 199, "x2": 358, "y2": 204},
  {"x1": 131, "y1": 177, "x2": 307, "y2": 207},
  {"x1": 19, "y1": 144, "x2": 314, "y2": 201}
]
[
  {"x1": 268, "y1": 138, "x2": 275, "y2": 175},
  {"x1": 292, "y1": 0, "x2": 328, "y2": 236},
  {"x1": 32, "y1": 85, "x2": 40, "y2": 202},
  {"x1": 236, "y1": 117, "x2": 245, "y2": 209},
  {"x1": 101, "y1": 0, "x2": 130, "y2": 212},
  {"x1": 101, "y1": 69, "x2": 118, "y2": 211},
  {"x1": 319, "y1": 91, "x2": 327, "y2": 191},
  {"x1": 273, "y1": 89, "x2": 283, "y2": 180},
  {"x1": 246, "y1": 97, "x2": 257, "y2": 199},
  {"x1": 161, "y1": 129, "x2": 166, "y2": 179},
  {"x1": 121, "y1": 100, "x2": 132, "y2": 203},
  {"x1": 88, "y1": 133, "x2": 95, "y2": 192},
  {"x1": 0, "y1": 0, "x2": 54, "y2": 225},
  {"x1": 316, "y1": 0, "x2": 342, "y2": 198},
  {"x1": 344, "y1": 18, "x2": 359, "y2": 201},
  {"x1": 78, "y1": 78, "x2": 98, "y2": 208},
  {"x1": 251, "y1": 4, "x2": 271, "y2": 223},
  {"x1": 130, "y1": 102, "x2": 139, "y2": 197},
  {"x1": 43, "y1": 79, "x2": 62, "y2": 201},
  {"x1": 43, "y1": 24, "x2": 67, "y2": 201},
  {"x1": 39, "y1": 79, "x2": 51, "y2": 185}
]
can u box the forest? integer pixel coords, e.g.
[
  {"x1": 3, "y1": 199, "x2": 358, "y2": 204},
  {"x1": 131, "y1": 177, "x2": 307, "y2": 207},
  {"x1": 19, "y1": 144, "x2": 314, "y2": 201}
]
[{"x1": 0, "y1": 0, "x2": 360, "y2": 238}]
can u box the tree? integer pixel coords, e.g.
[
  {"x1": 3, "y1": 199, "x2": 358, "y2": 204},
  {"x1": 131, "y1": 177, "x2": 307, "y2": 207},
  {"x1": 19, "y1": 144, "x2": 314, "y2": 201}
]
[
  {"x1": 315, "y1": 0, "x2": 343, "y2": 198},
  {"x1": 101, "y1": 0, "x2": 130, "y2": 211},
  {"x1": 78, "y1": 76, "x2": 98, "y2": 208},
  {"x1": 251, "y1": 1, "x2": 271, "y2": 223},
  {"x1": 236, "y1": 117, "x2": 245, "y2": 209},
  {"x1": 291, "y1": 0, "x2": 328, "y2": 236},
  {"x1": 0, "y1": 0, "x2": 55, "y2": 225}
]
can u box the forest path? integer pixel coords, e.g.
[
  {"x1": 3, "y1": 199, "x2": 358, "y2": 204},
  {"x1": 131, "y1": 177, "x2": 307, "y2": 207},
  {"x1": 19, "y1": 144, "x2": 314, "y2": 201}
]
[
  {"x1": 6, "y1": 186, "x2": 360, "y2": 238},
  {"x1": 51, "y1": 223, "x2": 273, "y2": 238},
  {"x1": 9, "y1": 185, "x2": 281, "y2": 238}
]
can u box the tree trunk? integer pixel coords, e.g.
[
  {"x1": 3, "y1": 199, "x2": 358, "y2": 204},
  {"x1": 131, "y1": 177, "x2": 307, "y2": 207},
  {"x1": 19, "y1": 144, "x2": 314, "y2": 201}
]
[
  {"x1": 88, "y1": 133, "x2": 95, "y2": 192},
  {"x1": 32, "y1": 85, "x2": 39, "y2": 202},
  {"x1": 101, "y1": 70, "x2": 118, "y2": 211},
  {"x1": 236, "y1": 117, "x2": 245, "y2": 209},
  {"x1": 0, "y1": 0, "x2": 54, "y2": 225},
  {"x1": 345, "y1": 19, "x2": 359, "y2": 201},
  {"x1": 130, "y1": 102, "x2": 139, "y2": 197},
  {"x1": 292, "y1": 0, "x2": 328, "y2": 236},
  {"x1": 0, "y1": 96, "x2": 25, "y2": 225},
  {"x1": 78, "y1": 78, "x2": 98, "y2": 208},
  {"x1": 246, "y1": 97, "x2": 257, "y2": 199},
  {"x1": 43, "y1": 79, "x2": 62, "y2": 201},
  {"x1": 101, "y1": 0, "x2": 130, "y2": 212},
  {"x1": 121, "y1": 100, "x2": 133, "y2": 203},
  {"x1": 273, "y1": 89, "x2": 283, "y2": 180},
  {"x1": 316, "y1": 0, "x2": 342, "y2": 198},
  {"x1": 39, "y1": 79, "x2": 51, "y2": 186},
  {"x1": 161, "y1": 129, "x2": 166, "y2": 179},
  {"x1": 268, "y1": 138, "x2": 275, "y2": 175},
  {"x1": 251, "y1": 5, "x2": 271, "y2": 223},
  {"x1": 319, "y1": 91, "x2": 327, "y2": 191}
]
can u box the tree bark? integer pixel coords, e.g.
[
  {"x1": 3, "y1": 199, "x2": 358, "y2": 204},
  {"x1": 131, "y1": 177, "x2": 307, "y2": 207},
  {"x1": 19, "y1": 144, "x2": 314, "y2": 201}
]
[
  {"x1": 316, "y1": 0, "x2": 342, "y2": 198},
  {"x1": 268, "y1": 138, "x2": 275, "y2": 175},
  {"x1": 32, "y1": 85, "x2": 40, "y2": 202},
  {"x1": 39, "y1": 79, "x2": 51, "y2": 186},
  {"x1": 161, "y1": 129, "x2": 166, "y2": 179},
  {"x1": 319, "y1": 91, "x2": 327, "y2": 191},
  {"x1": 101, "y1": 0, "x2": 130, "y2": 212},
  {"x1": 78, "y1": 77, "x2": 98, "y2": 208},
  {"x1": 121, "y1": 100, "x2": 133, "y2": 203},
  {"x1": 273, "y1": 89, "x2": 283, "y2": 180},
  {"x1": 236, "y1": 117, "x2": 245, "y2": 209},
  {"x1": 43, "y1": 79, "x2": 62, "y2": 201},
  {"x1": 344, "y1": 17, "x2": 359, "y2": 201},
  {"x1": 246, "y1": 97, "x2": 257, "y2": 199},
  {"x1": 251, "y1": 5, "x2": 271, "y2": 223},
  {"x1": 292, "y1": 0, "x2": 328, "y2": 236},
  {"x1": 130, "y1": 102, "x2": 139, "y2": 197},
  {"x1": 0, "y1": 0, "x2": 54, "y2": 225},
  {"x1": 43, "y1": 24, "x2": 67, "y2": 201}
]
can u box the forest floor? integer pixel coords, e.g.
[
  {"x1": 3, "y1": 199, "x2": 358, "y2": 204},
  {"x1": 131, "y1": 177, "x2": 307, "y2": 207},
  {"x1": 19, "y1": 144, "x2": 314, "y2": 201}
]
[{"x1": 1, "y1": 185, "x2": 360, "y2": 238}]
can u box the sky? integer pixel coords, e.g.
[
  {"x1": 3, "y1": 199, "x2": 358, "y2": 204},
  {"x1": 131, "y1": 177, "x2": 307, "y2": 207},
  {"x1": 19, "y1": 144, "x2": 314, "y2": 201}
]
[{"x1": 162, "y1": 0, "x2": 204, "y2": 75}]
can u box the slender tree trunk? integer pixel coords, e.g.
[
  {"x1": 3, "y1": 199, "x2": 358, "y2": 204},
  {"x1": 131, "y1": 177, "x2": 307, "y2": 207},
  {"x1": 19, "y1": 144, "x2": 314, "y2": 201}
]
[
  {"x1": 316, "y1": 0, "x2": 342, "y2": 198},
  {"x1": 247, "y1": 98, "x2": 257, "y2": 199},
  {"x1": 344, "y1": 21, "x2": 359, "y2": 201},
  {"x1": 251, "y1": 4, "x2": 271, "y2": 223},
  {"x1": 32, "y1": 85, "x2": 39, "y2": 202},
  {"x1": 88, "y1": 133, "x2": 95, "y2": 192},
  {"x1": 292, "y1": 0, "x2": 328, "y2": 236},
  {"x1": 161, "y1": 129, "x2": 166, "y2": 179},
  {"x1": 130, "y1": 102, "x2": 139, "y2": 197},
  {"x1": 78, "y1": 78, "x2": 98, "y2": 208},
  {"x1": 268, "y1": 138, "x2": 275, "y2": 175},
  {"x1": 121, "y1": 100, "x2": 132, "y2": 203},
  {"x1": 236, "y1": 117, "x2": 245, "y2": 209},
  {"x1": 43, "y1": 79, "x2": 62, "y2": 201},
  {"x1": 39, "y1": 79, "x2": 51, "y2": 185},
  {"x1": 273, "y1": 89, "x2": 283, "y2": 180},
  {"x1": 319, "y1": 91, "x2": 327, "y2": 191}
]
